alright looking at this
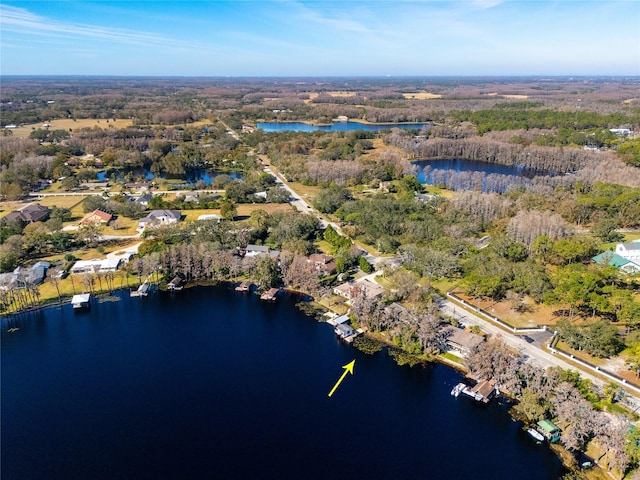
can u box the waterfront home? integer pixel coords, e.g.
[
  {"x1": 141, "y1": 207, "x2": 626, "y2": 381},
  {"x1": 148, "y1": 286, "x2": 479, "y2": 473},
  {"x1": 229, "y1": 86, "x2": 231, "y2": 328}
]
[
  {"x1": 71, "y1": 293, "x2": 91, "y2": 310},
  {"x1": 70, "y1": 258, "x2": 122, "y2": 274},
  {"x1": 137, "y1": 209, "x2": 181, "y2": 231},
  {"x1": 537, "y1": 419, "x2": 561, "y2": 443},
  {"x1": 1, "y1": 204, "x2": 51, "y2": 225},
  {"x1": 0, "y1": 262, "x2": 50, "y2": 290},
  {"x1": 441, "y1": 326, "x2": 484, "y2": 357},
  {"x1": 307, "y1": 253, "x2": 336, "y2": 275},
  {"x1": 333, "y1": 279, "x2": 384, "y2": 302},
  {"x1": 80, "y1": 209, "x2": 112, "y2": 226}
]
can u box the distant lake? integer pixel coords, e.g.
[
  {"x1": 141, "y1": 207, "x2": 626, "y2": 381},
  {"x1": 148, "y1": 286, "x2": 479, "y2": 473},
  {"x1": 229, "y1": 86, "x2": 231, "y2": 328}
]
[
  {"x1": 257, "y1": 121, "x2": 429, "y2": 132},
  {"x1": 1, "y1": 286, "x2": 566, "y2": 479},
  {"x1": 414, "y1": 158, "x2": 543, "y2": 192},
  {"x1": 97, "y1": 168, "x2": 243, "y2": 185}
]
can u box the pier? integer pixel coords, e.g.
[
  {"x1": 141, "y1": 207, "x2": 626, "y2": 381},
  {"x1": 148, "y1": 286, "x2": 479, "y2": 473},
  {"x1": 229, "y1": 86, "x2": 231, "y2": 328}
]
[
  {"x1": 260, "y1": 287, "x2": 280, "y2": 301},
  {"x1": 130, "y1": 283, "x2": 150, "y2": 297},
  {"x1": 451, "y1": 379, "x2": 497, "y2": 404},
  {"x1": 326, "y1": 314, "x2": 364, "y2": 343},
  {"x1": 235, "y1": 281, "x2": 252, "y2": 292}
]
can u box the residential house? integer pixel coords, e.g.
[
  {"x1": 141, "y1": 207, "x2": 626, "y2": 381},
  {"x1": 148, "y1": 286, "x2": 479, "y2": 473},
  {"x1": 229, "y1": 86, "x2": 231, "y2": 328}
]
[
  {"x1": 137, "y1": 210, "x2": 181, "y2": 231},
  {"x1": 1, "y1": 204, "x2": 51, "y2": 225},
  {"x1": 307, "y1": 253, "x2": 336, "y2": 275},
  {"x1": 615, "y1": 241, "x2": 640, "y2": 264},
  {"x1": 333, "y1": 279, "x2": 384, "y2": 301},
  {"x1": 80, "y1": 209, "x2": 112, "y2": 226},
  {"x1": 136, "y1": 193, "x2": 153, "y2": 206},
  {"x1": 414, "y1": 192, "x2": 438, "y2": 202},
  {"x1": 244, "y1": 244, "x2": 270, "y2": 257},
  {"x1": 70, "y1": 258, "x2": 122, "y2": 274},
  {"x1": 0, "y1": 263, "x2": 49, "y2": 290},
  {"x1": 441, "y1": 326, "x2": 483, "y2": 356},
  {"x1": 592, "y1": 251, "x2": 640, "y2": 274}
]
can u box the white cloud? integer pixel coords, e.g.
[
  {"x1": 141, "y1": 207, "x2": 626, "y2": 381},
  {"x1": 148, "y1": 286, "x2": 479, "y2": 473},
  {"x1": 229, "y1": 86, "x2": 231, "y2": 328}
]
[{"x1": 0, "y1": 4, "x2": 186, "y2": 48}]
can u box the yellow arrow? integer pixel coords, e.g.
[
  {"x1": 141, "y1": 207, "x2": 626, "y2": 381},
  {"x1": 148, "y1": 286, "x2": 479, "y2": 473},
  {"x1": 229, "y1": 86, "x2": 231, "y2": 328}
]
[{"x1": 328, "y1": 360, "x2": 355, "y2": 397}]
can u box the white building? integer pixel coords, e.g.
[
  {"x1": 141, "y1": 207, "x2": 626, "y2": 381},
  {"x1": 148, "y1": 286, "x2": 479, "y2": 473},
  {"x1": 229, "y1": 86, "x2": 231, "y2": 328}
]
[
  {"x1": 137, "y1": 210, "x2": 181, "y2": 231},
  {"x1": 70, "y1": 258, "x2": 122, "y2": 274},
  {"x1": 615, "y1": 240, "x2": 640, "y2": 264}
]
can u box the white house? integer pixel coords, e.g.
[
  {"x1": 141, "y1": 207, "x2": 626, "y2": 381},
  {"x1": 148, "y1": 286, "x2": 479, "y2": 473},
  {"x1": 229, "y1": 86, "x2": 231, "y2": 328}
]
[
  {"x1": 244, "y1": 244, "x2": 270, "y2": 257},
  {"x1": 70, "y1": 258, "x2": 122, "y2": 274},
  {"x1": 197, "y1": 214, "x2": 222, "y2": 222},
  {"x1": 615, "y1": 241, "x2": 640, "y2": 264},
  {"x1": 138, "y1": 210, "x2": 181, "y2": 231}
]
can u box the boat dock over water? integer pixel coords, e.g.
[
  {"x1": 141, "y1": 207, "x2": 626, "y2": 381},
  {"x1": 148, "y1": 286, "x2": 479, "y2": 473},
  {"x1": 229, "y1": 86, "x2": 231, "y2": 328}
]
[
  {"x1": 235, "y1": 281, "x2": 252, "y2": 292},
  {"x1": 327, "y1": 314, "x2": 364, "y2": 343},
  {"x1": 71, "y1": 293, "x2": 91, "y2": 310},
  {"x1": 131, "y1": 283, "x2": 150, "y2": 297},
  {"x1": 451, "y1": 379, "x2": 498, "y2": 403},
  {"x1": 260, "y1": 287, "x2": 280, "y2": 301}
]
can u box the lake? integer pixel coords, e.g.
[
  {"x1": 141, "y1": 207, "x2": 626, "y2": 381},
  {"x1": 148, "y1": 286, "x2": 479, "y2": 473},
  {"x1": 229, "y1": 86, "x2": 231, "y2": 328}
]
[
  {"x1": 414, "y1": 158, "x2": 543, "y2": 192},
  {"x1": 1, "y1": 286, "x2": 566, "y2": 479},
  {"x1": 97, "y1": 168, "x2": 243, "y2": 185},
  {"x1": 257, "y1": 121, "x2": 429, "y2": 132}
]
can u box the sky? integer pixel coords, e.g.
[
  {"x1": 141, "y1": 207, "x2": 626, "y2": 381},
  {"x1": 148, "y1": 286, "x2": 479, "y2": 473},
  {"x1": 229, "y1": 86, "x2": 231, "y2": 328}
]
[{"x1": 0, "y1": 0, "x2": 639, "y2": 76}]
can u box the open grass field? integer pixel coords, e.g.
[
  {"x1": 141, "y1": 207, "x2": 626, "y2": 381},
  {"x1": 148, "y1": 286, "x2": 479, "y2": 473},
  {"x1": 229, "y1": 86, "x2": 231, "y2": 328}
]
[
  {"x1": 8, "y1": 118, "x2": 215, "y2": 138},
  {"x1": 236, "y1": 203, "x2": 293, "y2": 217},
  {"x1": 9, "y1": 118, "x2": 134, "y2": 138},
  {"x1": 452, "y1": 289, "x2": 558, "y2": 328},
  {"x1": 0, "y1": 200, "x2": 29, "y2": 218},
  {"x1": 37, "y1": 195, "x2": 87, "y2": 210},
  {"x1": 402, "y1": 92, "x2": 442, "y2": 100}
]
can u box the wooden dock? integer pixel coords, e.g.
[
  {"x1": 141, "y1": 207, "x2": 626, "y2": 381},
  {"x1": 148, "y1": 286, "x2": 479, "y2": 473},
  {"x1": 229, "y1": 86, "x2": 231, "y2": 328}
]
[
  {"x1": 260, "y1": 287, "x2": 280, "y2": 301},
  {"x1": 235, "y1": 281, "x2": 252, "y2": 292}
]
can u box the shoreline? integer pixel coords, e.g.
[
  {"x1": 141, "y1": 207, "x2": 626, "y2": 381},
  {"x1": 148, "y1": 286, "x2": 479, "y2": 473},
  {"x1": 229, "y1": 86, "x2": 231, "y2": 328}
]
[{"x1": 0, "y1": 282, "x2": 600, "y2": 476}]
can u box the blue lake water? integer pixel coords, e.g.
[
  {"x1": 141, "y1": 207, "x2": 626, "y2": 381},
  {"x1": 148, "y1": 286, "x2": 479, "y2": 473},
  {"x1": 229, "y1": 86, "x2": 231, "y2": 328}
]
[
  {"x1": 97, "y1": 168, "x2": 243, "y2": 185},
  {"x1": 1, "y1": 286, "x2": 566, "y2": 479},
  {"x1": 257, "y1": 121, "x2": 429, "y2": 132},
  {"x1": 414, "y1": 158, "x2": 540, "y2": 183}
]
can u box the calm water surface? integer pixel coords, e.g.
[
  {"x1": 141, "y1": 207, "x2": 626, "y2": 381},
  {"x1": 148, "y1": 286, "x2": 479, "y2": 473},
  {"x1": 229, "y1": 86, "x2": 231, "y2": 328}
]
[
  {"x1": 414, "y1": 158, "x2": 540, "y2": 183},
  {"x1": 1, "y1": 287, "x2": 565, "y2": 479},
  {"x1": 97, "y1": 169, "x2": 243, "y2": 185},
  {"x1": 257, "y1": 121, "x2": 428, "y2": 132}
]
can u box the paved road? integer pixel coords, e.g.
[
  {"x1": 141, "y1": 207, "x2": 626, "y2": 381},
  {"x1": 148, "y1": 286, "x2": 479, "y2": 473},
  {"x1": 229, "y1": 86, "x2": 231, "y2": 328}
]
[{"x1": 438, "y1": 295, "x2": 640, "y2": 404}]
